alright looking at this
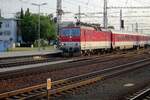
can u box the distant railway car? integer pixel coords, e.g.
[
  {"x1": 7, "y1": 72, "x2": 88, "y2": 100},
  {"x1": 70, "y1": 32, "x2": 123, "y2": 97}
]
[
  {"x1": 112, "y1": 31, "x2": 138, "y2": 49},
  {"x1": 112, "y1": 31, "x2": 150, "y2": 50},
  {"x1": 137, "y1": 34, "x2": 150, "y2": 48}
]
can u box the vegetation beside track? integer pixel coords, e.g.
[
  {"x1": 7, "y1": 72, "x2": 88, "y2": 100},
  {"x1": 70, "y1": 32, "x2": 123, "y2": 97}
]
[{"x1": 7, "y1": 46, "x2": 55, "y2": 52}]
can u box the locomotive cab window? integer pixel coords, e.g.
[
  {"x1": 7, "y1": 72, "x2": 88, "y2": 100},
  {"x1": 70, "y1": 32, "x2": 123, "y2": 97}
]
[{"x1": 61, "y1": 28, "x2": 80, "y2": 37}]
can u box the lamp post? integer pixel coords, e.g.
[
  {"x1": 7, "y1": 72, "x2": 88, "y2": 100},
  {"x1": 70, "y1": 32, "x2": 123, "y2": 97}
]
[{"x1": 31, "y1": 2, "x2": 47, "y2": 51}]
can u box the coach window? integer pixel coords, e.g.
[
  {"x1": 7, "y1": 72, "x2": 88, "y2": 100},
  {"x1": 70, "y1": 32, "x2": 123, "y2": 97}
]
[
  {"x1": 72, "y1": 29, "x2": 80, "y2": 36},
  {"x1": 71, "y1": 29, "x2": 75, "y2": 36}
]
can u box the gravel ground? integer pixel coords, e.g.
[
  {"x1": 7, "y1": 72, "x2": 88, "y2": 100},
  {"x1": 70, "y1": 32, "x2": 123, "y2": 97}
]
[
  {"x1": 54, "y1": 65, "x2": 150, "y2": 100},
  {"x1": 0, "y1": 52, "x2": 150, "y2": 93}
]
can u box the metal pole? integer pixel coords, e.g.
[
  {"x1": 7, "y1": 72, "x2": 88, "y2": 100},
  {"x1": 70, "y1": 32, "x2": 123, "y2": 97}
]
[
  {"x1": 57, "y1": 0, "x2": 62, "y2": 35},
  {"x1": 132, "y1": 24, "x2": 134, "y2": 32},
  {"x1": 103, "y1": 0, "x2": 108, "y2": 29},
  {"x1": 120, "y1": 9, "x2": 122, "y2": 31},
  {"x1": 47, "y1": 90, "x2": 49, "y2": 100},
  {"x1": 136, "y1": 22, "x2": 138, "y2": 32},
  {"x1": 38, "y1": 5, "x2": 41, "y2": 51},
  {"x1": 0, "y1": 9, "x2": 1, "y2": 18},
  {"x1": 78, "y1": 5, "x2": 81, "y2": 23},
  {"x1": 31, "y1": 3, "x2": 47, "y2": 51},
  {"x1": 126, "y1": 26, "x2": 129, "y2": 31}
]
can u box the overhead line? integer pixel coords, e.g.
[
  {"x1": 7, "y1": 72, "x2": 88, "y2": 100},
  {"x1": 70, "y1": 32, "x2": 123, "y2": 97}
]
[
  {"x1": 63, "y1": 0, "x2": 97, "y2": 10},
  {"x1": 108, "y1": 6, "x2": 150, "y2": 9}
]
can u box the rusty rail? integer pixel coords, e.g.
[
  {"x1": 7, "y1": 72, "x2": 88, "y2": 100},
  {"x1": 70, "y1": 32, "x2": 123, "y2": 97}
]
[{"x1": 129, "y1": 88, "x2": 150, "y2": 100}]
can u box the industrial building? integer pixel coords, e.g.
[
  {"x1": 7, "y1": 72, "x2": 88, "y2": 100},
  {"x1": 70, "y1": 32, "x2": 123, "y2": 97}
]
[{"x1": 0, "y1": 18, "x2": 17, "y2": 52}]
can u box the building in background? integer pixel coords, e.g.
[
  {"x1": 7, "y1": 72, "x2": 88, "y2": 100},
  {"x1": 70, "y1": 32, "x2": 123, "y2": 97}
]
[{"x1": 0, "y1": 18, "x2": 17, "y2": 52}]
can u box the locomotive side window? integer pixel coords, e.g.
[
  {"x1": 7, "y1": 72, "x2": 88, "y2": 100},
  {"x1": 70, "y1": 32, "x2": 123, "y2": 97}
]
[
  {"x1": 61, "y1": 28, "x2": 80, "y2": 36},
  {"x1": 61, "y1": 29, "x2": 70, "y2": 36}
]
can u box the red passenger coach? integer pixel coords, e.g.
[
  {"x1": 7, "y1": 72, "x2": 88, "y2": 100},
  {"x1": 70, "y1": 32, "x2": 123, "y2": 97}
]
[
  {"x1": 60, "y1": 26, "x2": 112, "y2": 55},
  {"x1": 112, "y1": 31, "x2": 150, "y2": 50},
  {"x1": 112, "y1": 31, "x2": 138, "y2": 49}
]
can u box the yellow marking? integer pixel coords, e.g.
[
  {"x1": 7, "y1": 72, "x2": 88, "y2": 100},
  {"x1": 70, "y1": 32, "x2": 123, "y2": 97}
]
[{"x1": 47, "y1": 78, "x2": 52, "y2": 90}]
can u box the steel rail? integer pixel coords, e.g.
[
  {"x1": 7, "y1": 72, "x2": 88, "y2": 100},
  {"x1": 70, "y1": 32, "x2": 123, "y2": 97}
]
[{"x1": 129, "y1": 88, "x2": 150, "y2": 100}]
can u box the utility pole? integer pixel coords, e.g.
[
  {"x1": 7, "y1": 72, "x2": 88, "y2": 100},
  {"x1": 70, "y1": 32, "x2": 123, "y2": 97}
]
[
  {"x1": 120, "y1": 9, "x2": 122, "y2": 30},
  {"x1": 132, "y1": 24, "x2": 134, "y2": 32},
  {"x1": 78, "y1": 5, "x2": 81, "y2": 23},
  {"x1": 136, "y1": 22, "x2": 138, "y2": 32},
  {"x1": 120, "y1": 9, "x2": 125, "y2": 30},
  {"x1": 57, "y1": 0, "x2": 62, "y2": 35},
  {"x1": 103, "y1": 0, "x2": 108, "y2": 29},
  {"x1": 0, "y1": 9, "x2": 1, "y2": 18},
  {"x1": 126, "y1": 26, "x2": 129, "y2": 31},
  {"x1": 32, "y1": 3, "x2": 47, "y2": 51}
]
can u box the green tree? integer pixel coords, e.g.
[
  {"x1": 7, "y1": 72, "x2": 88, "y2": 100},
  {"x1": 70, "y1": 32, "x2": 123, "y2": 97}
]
[
  {"x1": 20, "y1": 8, "x2": 24, "y2": 19},
  {"x1": 17, "y1": 8, "x2": 56, "y2": 43},
  {"x1": 40, "y1": 15, "x2": 57, "y2": 40},
  {"x1": 25, "y1": 8, "x2": 30, "y2": 16}
]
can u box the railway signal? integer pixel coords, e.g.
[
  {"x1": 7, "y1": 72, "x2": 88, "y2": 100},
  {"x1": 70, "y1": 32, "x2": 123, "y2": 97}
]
[{"x1": 121, "y1": 19, "x2": 124, "y2": 29}]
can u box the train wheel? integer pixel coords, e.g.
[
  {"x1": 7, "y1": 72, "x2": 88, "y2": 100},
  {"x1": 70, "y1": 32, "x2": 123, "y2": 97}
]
[
  {"x1": 81, "y1": 50, "x2": 85, "y2": 56},
  {"x1": 136, "y1": 46, "x2": 140, "y2": 50}
]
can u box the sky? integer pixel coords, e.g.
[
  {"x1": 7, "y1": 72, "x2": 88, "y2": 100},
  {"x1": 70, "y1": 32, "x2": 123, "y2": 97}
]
[{"x1": 1, "y1": 0, "x2": 150, "y2": 33}]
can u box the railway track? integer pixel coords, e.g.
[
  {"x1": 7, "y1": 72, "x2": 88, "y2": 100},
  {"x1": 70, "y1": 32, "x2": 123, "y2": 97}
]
[
  {"x1": 0, "y1": 54, "x2": 110, "y2": 68},
  {"x1": 0, "y1": 58, "x2": 150, "y2": 100},
  {"x1": 0, "y1": 48, "x2": 146, "y2": 68},
  {"x1": 0, "y1": 57, "x2": 66, "y2": 68},
  {"x1": 0, "y1": 52, "x2": 139, "y2": 80},
  {"x1": 0, "y1": 49, "x2": 146, "y2": 73},
  {"x1": 127, "y1": 88, "x2": 150, "y2": 100},
  {"x1": 0, "y1": 53, "x2": 118, "y2": 68}
]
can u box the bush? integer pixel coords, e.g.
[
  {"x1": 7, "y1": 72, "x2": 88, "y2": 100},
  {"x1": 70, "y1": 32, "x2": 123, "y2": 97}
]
[
  {"x1": 34, "y1": 39, "x2": 48, "y2": 49},
  {"x1": 19, "y1": 43, "x2": 32, "y2": 47}
]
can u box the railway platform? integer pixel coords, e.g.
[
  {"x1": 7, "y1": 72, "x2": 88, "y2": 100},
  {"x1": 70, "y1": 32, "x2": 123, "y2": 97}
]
[
  {"x1": 0, "y1": 59, "x2": 74, "y2": 73},
  {"x1": 0, "y1": 49, "x2": 62, "y2": 59}
]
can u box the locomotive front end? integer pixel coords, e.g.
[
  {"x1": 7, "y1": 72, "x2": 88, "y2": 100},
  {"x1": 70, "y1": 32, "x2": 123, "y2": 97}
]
[{"x1": 59, "y1": 27, "x2": 81, "y2": 56}]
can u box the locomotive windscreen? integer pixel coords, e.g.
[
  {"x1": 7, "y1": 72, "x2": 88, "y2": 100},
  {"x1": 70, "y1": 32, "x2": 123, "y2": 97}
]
[{"x1": 61, "y1": 28, "x2": 80, "y2": 37}]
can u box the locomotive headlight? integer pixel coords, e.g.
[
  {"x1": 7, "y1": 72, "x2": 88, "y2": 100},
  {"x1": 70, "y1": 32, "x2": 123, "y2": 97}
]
[
  {"x1": 61, "y1": 43, "x2": 66, "y2": 46},
  {"x1": 61, "y1": 43, "x2": 64, "y2": 46},
  {"x1": 69, "y1": 36, "x2": 72, "y2": 38}
]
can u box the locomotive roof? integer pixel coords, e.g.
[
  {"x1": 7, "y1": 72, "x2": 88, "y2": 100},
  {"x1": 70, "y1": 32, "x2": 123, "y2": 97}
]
[
  {"x1": 61, "y1": 27, "x2": 150, "y2": 37},
  {"x1": 62, "y1": 26, "x2": 95, "y2": 30}
]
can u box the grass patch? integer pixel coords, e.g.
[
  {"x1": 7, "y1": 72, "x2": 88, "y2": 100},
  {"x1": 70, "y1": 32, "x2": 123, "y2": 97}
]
[{"x1": 7, "y1": 46, "x2": 55, "y2": 52}]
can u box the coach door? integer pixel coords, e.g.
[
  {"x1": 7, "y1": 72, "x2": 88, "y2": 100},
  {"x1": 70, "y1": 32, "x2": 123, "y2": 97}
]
[{"x1": 81, "y1": 30, "x2": 86, "y2": 50}]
